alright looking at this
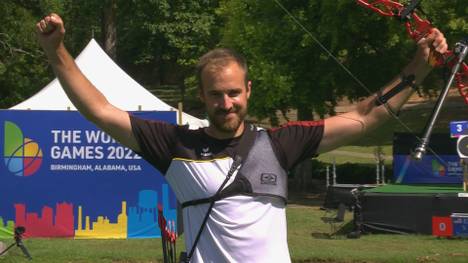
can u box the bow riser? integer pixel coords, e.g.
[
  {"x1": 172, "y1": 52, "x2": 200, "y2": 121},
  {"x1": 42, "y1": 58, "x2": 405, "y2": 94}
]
[{"x1": 403, "y1": 15, "x2": 431, "y2": 42}]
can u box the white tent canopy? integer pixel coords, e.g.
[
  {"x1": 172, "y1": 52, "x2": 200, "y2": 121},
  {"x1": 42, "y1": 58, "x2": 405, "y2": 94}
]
[{"x1": 11, "y1": 39, "x2": 208, "y2": 129}]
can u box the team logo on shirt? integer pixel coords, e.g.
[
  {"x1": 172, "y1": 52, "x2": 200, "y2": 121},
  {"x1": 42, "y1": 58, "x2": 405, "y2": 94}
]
[
  {"x1": 260, "y1": 173, "x2": 277, "y2": 185},
  {"x1": 200, "y1": 147, "x2": 213, "y2": 159}
]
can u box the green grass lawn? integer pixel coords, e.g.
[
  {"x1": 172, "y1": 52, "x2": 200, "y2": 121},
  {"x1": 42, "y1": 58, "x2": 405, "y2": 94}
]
[
  {"x1": 287, "y1": 206, "x2": 468, "y2": 263},
  {"x1": 2, "y1": 205, "x2": 468, "y2": 263},
  {"x1": 317, "y1": 145, "x2": 393, "y2": 164},
  {"x1": 2, "y1": 102, "x2": 465, "y2": 262}
]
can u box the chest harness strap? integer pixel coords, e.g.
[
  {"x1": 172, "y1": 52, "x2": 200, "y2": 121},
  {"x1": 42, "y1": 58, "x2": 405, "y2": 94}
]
[{"x1": 181, "y1": 125, "x2": 257, "y2": 262}]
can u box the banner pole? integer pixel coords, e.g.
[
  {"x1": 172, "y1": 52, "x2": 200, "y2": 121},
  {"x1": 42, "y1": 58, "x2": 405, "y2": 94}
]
[
  {"x1": 463, "y1": 159, "x2": 468, "y2": 192},
  {"x1": 178, "y1": 102, "x2": 183, "y2": 126}
]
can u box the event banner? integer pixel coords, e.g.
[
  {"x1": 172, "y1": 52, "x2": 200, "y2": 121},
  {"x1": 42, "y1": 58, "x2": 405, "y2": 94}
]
[
  {"x1": 0, "y1": 110, "x2": 177, "y2": 239},
  {"x1": 393, "y1": 133, "x2": 463, "y2": 184}
]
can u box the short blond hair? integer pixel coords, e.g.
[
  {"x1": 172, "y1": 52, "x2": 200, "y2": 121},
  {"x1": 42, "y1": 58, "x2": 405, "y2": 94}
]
[{"x1": 196, "y1": 48, "x2": 248, "y2": 90}]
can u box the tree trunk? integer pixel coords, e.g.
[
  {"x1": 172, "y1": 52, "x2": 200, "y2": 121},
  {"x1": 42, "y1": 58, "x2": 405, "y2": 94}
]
[{"x1": 102, "y1": 0, "x2": 117, "y2": 59}]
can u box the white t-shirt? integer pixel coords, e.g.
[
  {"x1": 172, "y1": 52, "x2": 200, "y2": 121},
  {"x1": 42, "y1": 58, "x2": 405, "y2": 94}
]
[
  {"x1": 167, "y1": 158, "x2": 289, "y2": 262},
  {"x1": 130, "y1": 116, "x2": 324, "y2": 262}
]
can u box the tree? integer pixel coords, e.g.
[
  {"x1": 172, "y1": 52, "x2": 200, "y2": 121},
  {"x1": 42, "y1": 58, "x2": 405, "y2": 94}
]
[
  {"x1": 115, "y1": 0, "x2": 222, "y2": 109},
  {"x1": 0, "y1": 1, "x2": 222, "y2": 112},
  {"x1": 219, "y1": 0, "x2": 467, "y2": 123},
  {"x1": 0, "y1": 1, "x2": 60, "y2": 108},
  {"x1": 102, "y1": 0, "x2": 117, "y2": 59}
]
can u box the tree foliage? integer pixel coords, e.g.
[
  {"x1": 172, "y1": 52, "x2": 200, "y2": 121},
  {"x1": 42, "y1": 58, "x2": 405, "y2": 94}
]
[
  {"x1": 115, "y1": 0, "x2": 221, "y2": 94},
  {"x1": 0, "y1": 1, "x2": 53, "y2": 108},
  {"x1": 0, "y1": 0, "x2": 221, "y2": 109},
  {"x1": 219, "y1": 0, "x2": 467, "y2": 122},
  {"x1": 0, "y1": 0, "x2": 466, "y2": 123}
]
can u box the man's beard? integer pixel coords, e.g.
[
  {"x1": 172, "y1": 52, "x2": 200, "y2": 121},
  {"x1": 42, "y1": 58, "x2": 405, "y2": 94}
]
[{"x1": 208, "y1": 105, "x2": 247, "y2": 134}]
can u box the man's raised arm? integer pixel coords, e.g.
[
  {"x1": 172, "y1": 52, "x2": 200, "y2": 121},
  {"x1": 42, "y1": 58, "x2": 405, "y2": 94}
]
[
  {"x1": 318, "y1": 28, "x2": 448, "y2": 154},
  {"x1": 36, "y1": 13, "x2": 140, "y2": 152}
]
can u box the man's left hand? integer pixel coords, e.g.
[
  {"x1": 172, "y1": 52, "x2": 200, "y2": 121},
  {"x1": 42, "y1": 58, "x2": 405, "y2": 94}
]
[{"x1": 414, "y1": 28, "x2": 448, "y2": 66}]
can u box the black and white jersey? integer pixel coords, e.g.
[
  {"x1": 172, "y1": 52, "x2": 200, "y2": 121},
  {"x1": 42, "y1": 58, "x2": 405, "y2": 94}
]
[{"x1": 130, "y1": 115, "x2": 324, "y2": 263}]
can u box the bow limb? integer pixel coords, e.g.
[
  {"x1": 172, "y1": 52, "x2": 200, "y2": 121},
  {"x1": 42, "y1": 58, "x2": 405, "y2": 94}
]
[
  {"x1": 357, "y1": 0, "x2": 431, "y2": 41},
  {"x1": 356, "y1": 0, "x2": 403, "y2": 17}
]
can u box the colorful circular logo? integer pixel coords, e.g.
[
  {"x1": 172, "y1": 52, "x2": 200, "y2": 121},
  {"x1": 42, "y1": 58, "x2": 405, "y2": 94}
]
[{"x1": 4, "y1": 121, "x2": 43, "y2": 176}]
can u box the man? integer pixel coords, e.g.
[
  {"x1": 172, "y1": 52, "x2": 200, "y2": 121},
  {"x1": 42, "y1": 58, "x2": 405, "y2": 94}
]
[{"x1": 36, "y1": 13, "x2": 447, "y2": 262}]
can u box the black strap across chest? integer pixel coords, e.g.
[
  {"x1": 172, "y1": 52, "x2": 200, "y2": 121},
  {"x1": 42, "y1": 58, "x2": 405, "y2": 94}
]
[
  {"x1": 181, "y1": 125, "x2": 257, "y2": 208},
  {"x1": 183, "y1": 125, "x2": 257, "y2": 262}
]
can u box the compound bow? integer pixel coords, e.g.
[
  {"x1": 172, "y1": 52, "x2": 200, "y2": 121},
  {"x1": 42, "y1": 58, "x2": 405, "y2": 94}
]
[{"x1": 357, "y1": 0, "x2": 468, "y2": 159}]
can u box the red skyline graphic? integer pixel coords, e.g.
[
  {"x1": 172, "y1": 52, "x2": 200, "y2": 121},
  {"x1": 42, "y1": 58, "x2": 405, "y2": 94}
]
[{"x1": 15, "y1": 202, "x2": 74, "y2": 237}]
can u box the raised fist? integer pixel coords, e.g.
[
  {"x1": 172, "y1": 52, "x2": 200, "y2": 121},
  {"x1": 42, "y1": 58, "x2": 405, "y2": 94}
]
[{"x1": 36, "y1": 13, "x2": 66, "y2": 54}]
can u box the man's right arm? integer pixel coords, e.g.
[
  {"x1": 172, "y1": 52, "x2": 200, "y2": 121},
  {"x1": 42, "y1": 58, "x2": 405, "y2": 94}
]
[{"x1": 36, "y1": 13, "x2": 140, "y2": 152}]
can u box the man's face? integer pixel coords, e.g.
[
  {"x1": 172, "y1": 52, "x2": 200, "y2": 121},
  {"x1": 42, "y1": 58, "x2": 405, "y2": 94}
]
[{"x1": 200, "y1": 61, "x2": 251, "y2": 138}]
